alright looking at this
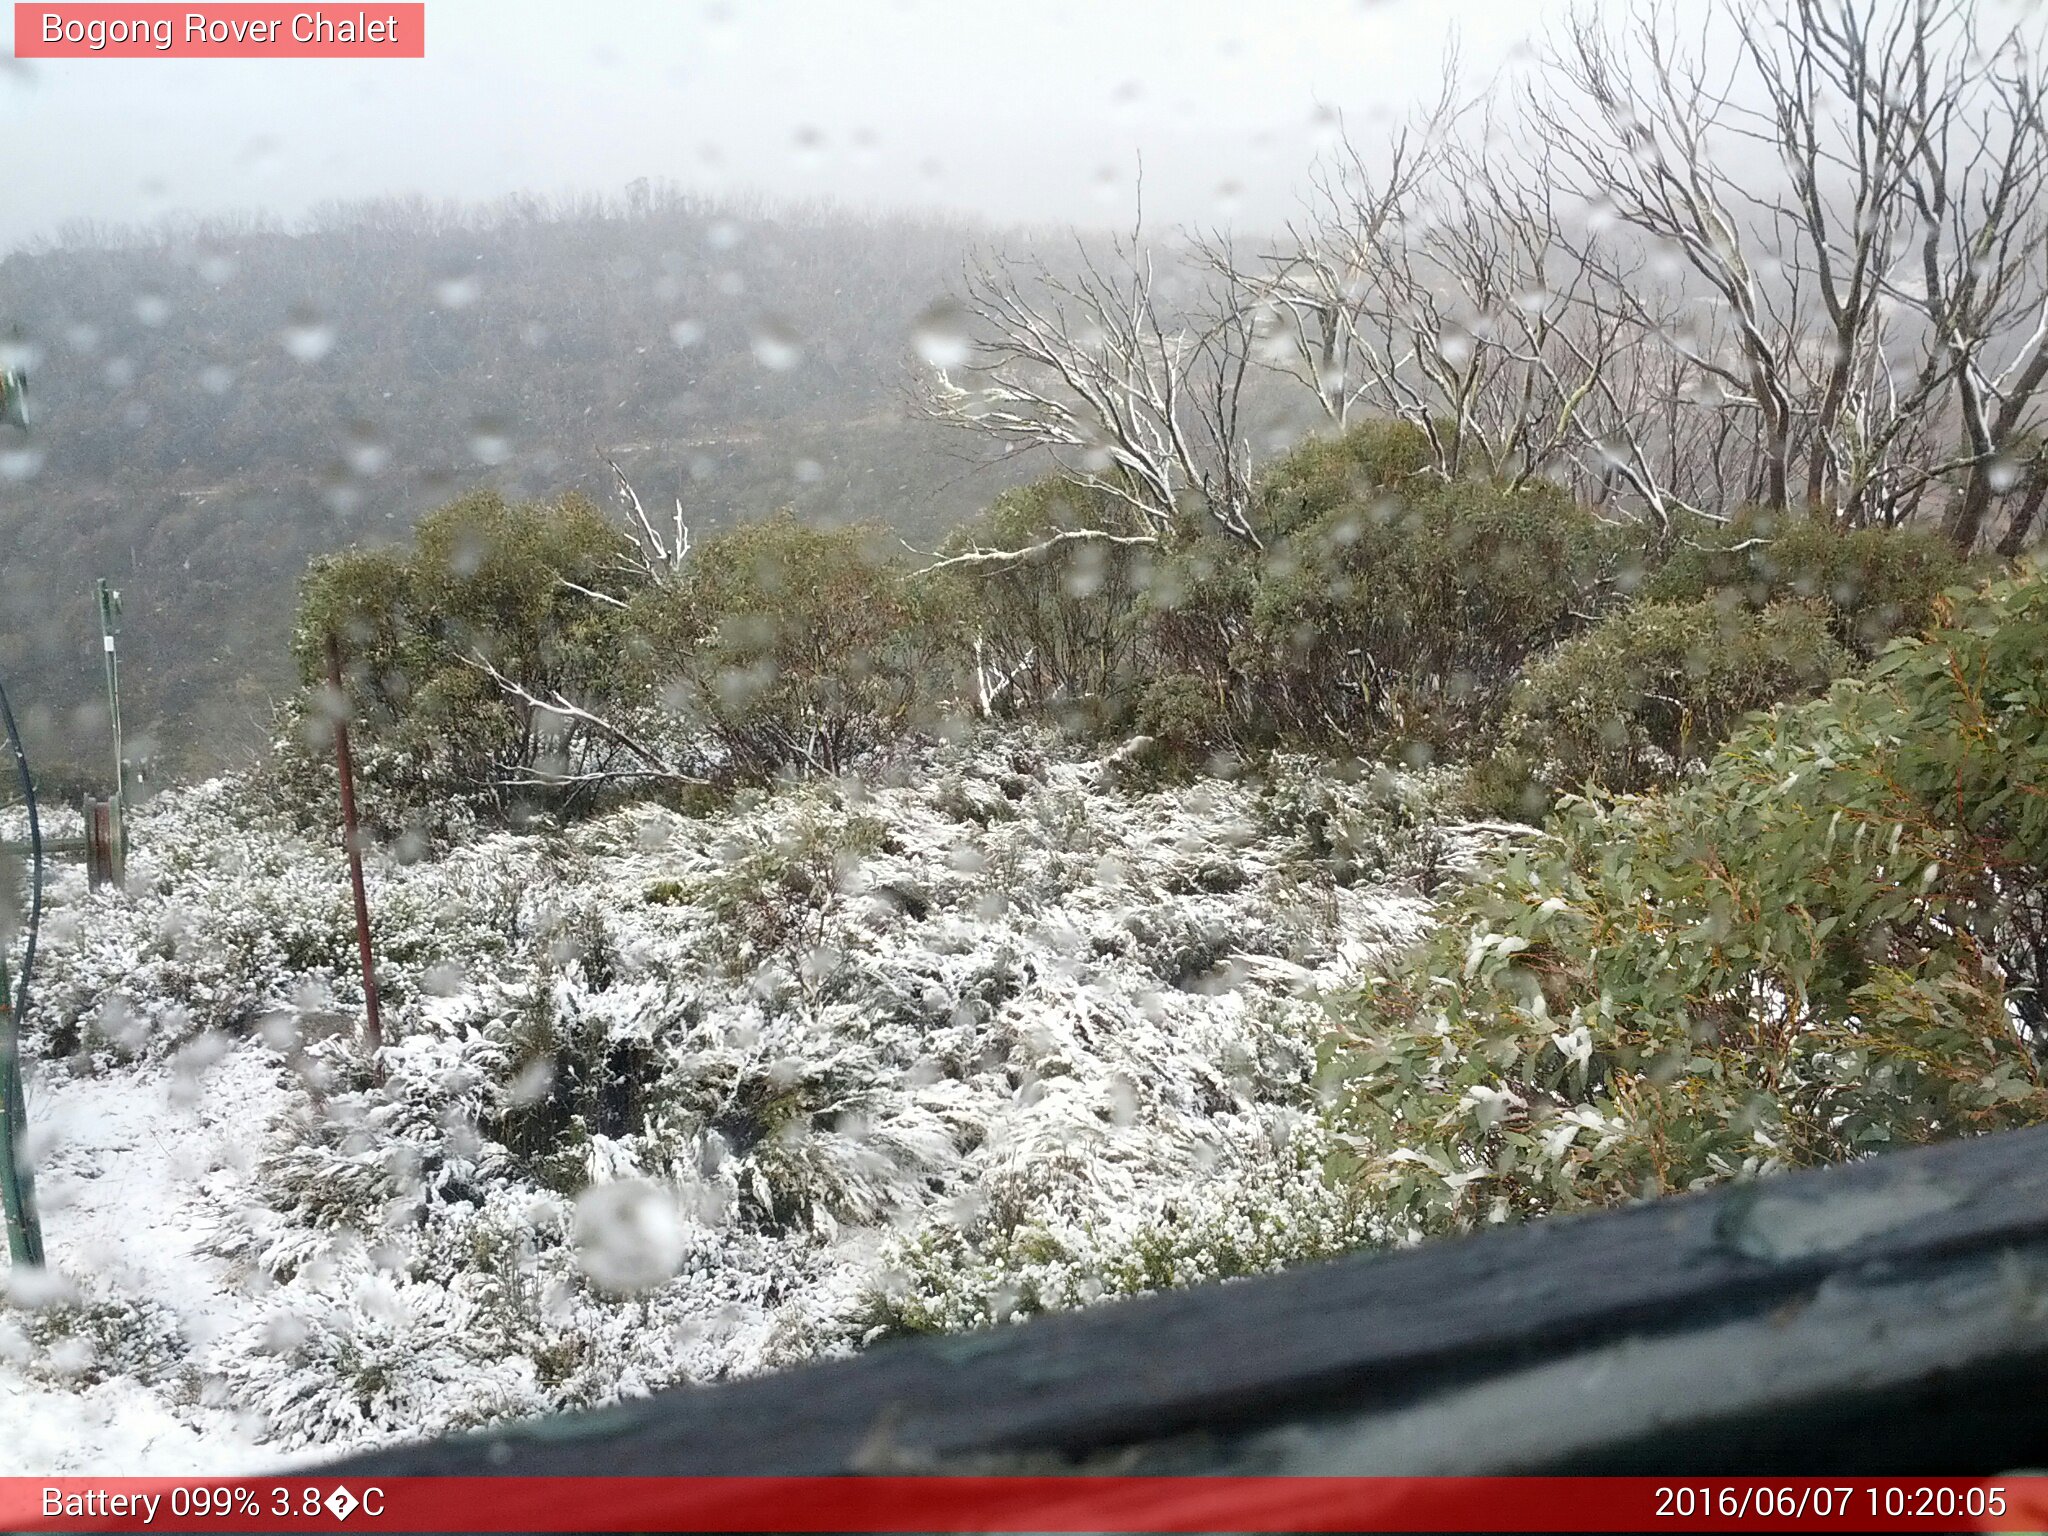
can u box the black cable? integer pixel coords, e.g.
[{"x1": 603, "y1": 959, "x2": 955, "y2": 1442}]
[
  {"x1": 0, "y1": 666, "x2": 44, "y2": 1266},
  {"x1": 0, "y1": 669, "x2": 39, "y2": 1024}
]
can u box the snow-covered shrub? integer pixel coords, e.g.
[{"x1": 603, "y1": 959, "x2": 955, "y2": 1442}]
[
  {"x1": 19, "y1": 725, "x2": 1502, "y2": 1464},
  {"x1": 690, "y1": 805, "x2": 890, "y2": 972},
  {"x1": 3, "y1": 1287, "x2": 189, "y2": 1393},
  {"x1": 1257, "y1": 756, "x2": 1469, "y2": 890},
  {"x1": 255, "y1": 1035, "x2": 506, "y2": 1241},
  {"x1": 215, "y1": 1234, "x2": 556, "y2": 1450},
  {"x1": 26, "y1": 778, "x2": 542, "y2": 1070},
  {"x1": 861, "y1": 1127, "x2": 1371, "y2": 1336}
]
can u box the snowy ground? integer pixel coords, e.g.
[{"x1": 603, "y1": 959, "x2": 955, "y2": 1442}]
[
  {"x1": 2, "y1": 731, "x2": 1521, "y2": 1471},
  {"x1": 2, "y1": 1055, "x2": 271, "y2": 1472}
]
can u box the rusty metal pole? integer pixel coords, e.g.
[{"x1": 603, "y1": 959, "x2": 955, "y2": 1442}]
[
  {"x1": 324, "y1": 632, "x2": 383, "y2": 1068},
  {"x1": 83, "y1": 798, "x2": 114, "y2": 891}
]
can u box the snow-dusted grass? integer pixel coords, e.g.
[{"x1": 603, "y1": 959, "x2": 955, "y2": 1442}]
[{"x1": 3, "y1": 730, "x2": 1512, "y2": 1470}]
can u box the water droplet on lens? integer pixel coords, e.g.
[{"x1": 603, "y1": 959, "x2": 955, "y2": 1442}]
[
  {"x1": 346, "y1": 424, "x2": 388, "y2": 476},
  {"x1": 469, "y1": 419, "x2": 511, "y2": 464},
  {"x1": 282, "y1": 309, "x2": 334, "y2": 363},
  {"x1": 575, "y1": 1179, "x2": 688, "y2": 1294},
  {"x1": 750, "y1": 317, "x2": 802, "y2": 371},
  {"x1": 912, "y1": 299, "x2": 970, "y2": 369}
]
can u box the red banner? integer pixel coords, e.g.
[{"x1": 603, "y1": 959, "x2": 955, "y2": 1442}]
[
  {"x1": 13, "y1": 5, "x2": 424, "y2": 58},
  {"x1": 2, "y1": 1476, "x2": 2045, "y2": 1532}
]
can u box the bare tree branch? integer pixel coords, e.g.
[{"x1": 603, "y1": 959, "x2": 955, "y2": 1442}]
[{"x1": 459, "y1": 651, "x2": 705, "y2": 787}]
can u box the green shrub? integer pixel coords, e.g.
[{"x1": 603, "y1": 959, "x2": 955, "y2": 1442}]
[
  {"x1": 924, "y1": 479, "x2": 1155, "y2": 730},
  {"x1": 1256, "y1": 419, "x2": 1437, "y2": 539},
  {"x1": 1129, "y1": 534, "x2": 1262, "y2": 745},
  {"x1": 1646, "y1": 511, "x2": 1963, "y2": 657},
  {"x1": 1496, "y1": 598, "x2": 1852, "y2": 801},
  {"x1": 286, "y1": 490, "x2": 646, "y2": 829},
  {"x1": 1234, "y1": 477, "x2": 1622, "y2": 748},
  {"x1": 927, "y1": 425, "x2": 1634, "y2": 758},
  {"x1": 1131, "y1": 424, "x2": 1483, "y2": 750},
  {"x1": 286, "y1": 500, "x2": 948, "y2": 823},
  {"x1": 1324, "y1": 568, "x2": 2048, "y2": 1238},
  {"x1": 635, "y1": 513, "x2": 933, "y2": 780},
  {"x1": 1134, "y1": 673, "x2": 1224, "y2": 760}
]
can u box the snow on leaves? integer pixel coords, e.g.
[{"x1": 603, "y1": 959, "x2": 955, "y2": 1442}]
[{"x1": 4, "y1": 729, "x2": 1494, "y2": 1467}]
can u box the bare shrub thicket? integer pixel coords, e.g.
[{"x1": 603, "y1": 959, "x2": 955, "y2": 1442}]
[{"x1": 924, "y1": 0, "x2": 2048, "y2": 556}]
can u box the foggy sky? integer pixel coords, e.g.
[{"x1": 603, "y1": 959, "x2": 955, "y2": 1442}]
[{"x1": 0, "y1": 0, "x2": 1576, "y2": 249}]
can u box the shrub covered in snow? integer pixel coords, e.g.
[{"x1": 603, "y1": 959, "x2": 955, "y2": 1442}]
[
  {"x1": 862, "y1": 1128, "x2": 1372, "y2": 1336},
  {"x1": 7, "y1": 727, "x2": 1498, "y2": 1466}
]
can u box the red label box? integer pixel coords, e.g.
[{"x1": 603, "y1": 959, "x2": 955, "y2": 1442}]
[
  {"x1": 14, "y1": 4, "x2": 424, "y2": 57},
  {"x1": 3, "y1": 1476, "x2": 2048, "y2": 1533}
]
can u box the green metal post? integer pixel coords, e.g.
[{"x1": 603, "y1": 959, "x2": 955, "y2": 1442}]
[
  {"x1": 96, "y1": 580, "x2": 126, "y2": 885},
  {"x1": 0, "y1": 949, "x2": 43, "y2": 1267}
]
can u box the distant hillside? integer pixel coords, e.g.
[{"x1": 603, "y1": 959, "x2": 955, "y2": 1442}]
[{"x1": 0, "y1": 187, "x2": 1039, "y2": 778}]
